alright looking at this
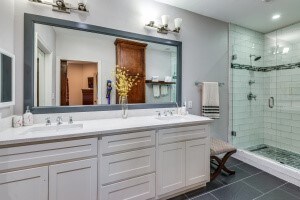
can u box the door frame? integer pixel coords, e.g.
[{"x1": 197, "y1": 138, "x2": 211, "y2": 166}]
[
  {"x1": 34, "y1": 32, "x2": 53, "y2": 107},
  {"x1": 56, "y1": 57, "x2": 102, "y2": 106}
]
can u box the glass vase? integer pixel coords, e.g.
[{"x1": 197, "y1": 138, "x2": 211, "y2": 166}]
[{"x1": 119, "y1": 96, "x2": 128, "y2": 119}]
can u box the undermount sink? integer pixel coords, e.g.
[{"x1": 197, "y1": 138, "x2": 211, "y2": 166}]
[
  {"x1": 156, "y1": 115, "x2": 186, "y2": 121},
  {"x1": 23, "y1": 124, "x2": 83, "y2": 135}
]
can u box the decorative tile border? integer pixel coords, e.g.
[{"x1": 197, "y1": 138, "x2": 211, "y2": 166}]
[{"x1": 231, "y1": 62, "x2": 300, "y2": 72}]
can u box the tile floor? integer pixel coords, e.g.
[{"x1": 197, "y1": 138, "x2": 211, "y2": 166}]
[{"x1": 168, "y1": 157, "x2": 300, "y2": 200}]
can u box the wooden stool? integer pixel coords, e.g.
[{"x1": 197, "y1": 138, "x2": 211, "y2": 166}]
[{"x1": 210, "y1": 138, "x2": 237, "y2": 181}]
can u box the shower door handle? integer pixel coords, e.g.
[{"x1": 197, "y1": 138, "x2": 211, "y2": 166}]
[{"x1": 269, "y1": 97, "x2": 274, "y2": 108}]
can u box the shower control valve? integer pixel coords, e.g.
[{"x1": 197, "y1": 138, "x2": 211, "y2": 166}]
[{"x1": 247, "y1": 92, "x2": 257, "y2": 101}]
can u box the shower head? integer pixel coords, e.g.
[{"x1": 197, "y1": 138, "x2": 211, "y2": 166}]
[{"x1": 250, "y1": 54, "x2": 262, "y2": 61}]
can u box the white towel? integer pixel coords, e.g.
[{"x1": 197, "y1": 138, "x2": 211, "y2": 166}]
[
  {"x1": 201, "y1": 82, "x2": 220, "y2": 119},
  {"x1": 161, "y1": 85, "x2": 168, "y2": 96},
  {"x1": 153, "y1": 85, "x2": 160, "y2": 97}
]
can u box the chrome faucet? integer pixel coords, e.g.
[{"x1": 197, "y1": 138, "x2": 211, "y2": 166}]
[
  {"x1": 247, "y1": 92, "x2": 257, "y2": 101},
  {"x1": 163, "y1": 110, "x2": 168, "y2": 116},
  {"x1": 45, "y1": 117, "x2": 51, "y2": 126},
  {"x1": 56, "y1": 116, "x2": 63, "y2": 125}
]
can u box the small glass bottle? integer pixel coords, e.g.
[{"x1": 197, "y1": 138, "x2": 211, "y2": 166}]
[{"x1": 23, "y1": 106, "x2": 34, "y2": 126}]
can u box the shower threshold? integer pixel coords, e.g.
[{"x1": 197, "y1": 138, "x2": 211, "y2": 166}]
[{"x1": 247, "y1": 144, "x2": 300, "y2": 170}]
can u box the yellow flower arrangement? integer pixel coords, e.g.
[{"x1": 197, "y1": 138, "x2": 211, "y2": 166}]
[{"x1": 112, "y1": 66, "x2": 140, "y2": 98}]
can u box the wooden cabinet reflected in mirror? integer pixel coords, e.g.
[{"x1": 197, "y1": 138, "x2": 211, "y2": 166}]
[{"x1": 115, "y1": 39, "x2": 147, "y2": 104}]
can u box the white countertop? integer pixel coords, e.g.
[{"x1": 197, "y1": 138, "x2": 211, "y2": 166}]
[{"x1": 0, "y1": 115, "x2": 213, "y2": 146}]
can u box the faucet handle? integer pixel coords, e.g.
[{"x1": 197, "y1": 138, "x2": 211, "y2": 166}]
[
  {"x1": 69, "y1": 116, "x2": 73, "y2": 124},
  {"x1": 156, "y1": 111, "x2": 161, "y2": 118},
  {"x1": 45, "y1": 117, "x2": 51, "y2": 126}
]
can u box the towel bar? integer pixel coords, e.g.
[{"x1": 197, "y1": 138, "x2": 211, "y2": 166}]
[{"x1": 194, "y1": 82, "x2": 225, "y2": 87}]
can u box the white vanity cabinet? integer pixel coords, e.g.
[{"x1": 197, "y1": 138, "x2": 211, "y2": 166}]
[
  {"x1": 99, "y1": 130, "x2": 156, "y2": 200},
  {"x1": 157, "y1": 142, "x2": 186, "y2": 195},
  {"x1": 0, "y1": 138, "x2": 98, "y2": 200},
  {"x1": 49, "y1": 158, "x2": 98, "y2": 200},
  {"x1": 99, "y1": 124, "x2": 210, "y2": 200},
  {"x1": 157, "y1": 125, "x2": 210, "y2": 197},
  {"x1": 0, "y1": 167, "x2": 48, "y2": 200},
  {"x1": 0, "y1": 120, "x2": 211, "y2": 200}
]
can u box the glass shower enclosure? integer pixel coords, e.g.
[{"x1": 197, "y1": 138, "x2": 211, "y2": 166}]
[{"x1": 230, "y1": 23, "x2": 300, "y2": 170}]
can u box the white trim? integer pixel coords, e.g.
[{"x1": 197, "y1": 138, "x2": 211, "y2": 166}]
[
  {"x1": 0, "y1": 48, "x2": 15, "y2": 108},
  {"x1": 234, "y1": 149, "x2": 300, "y2": 187},
  {"x1": 56, "y1": 57, "x2": 102, "y2": 106}
]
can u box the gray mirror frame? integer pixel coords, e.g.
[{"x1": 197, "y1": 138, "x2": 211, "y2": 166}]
[{"x1": 24, "y1": 13, "x2": 182, "y2": 114}]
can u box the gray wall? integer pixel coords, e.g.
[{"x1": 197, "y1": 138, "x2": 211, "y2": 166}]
[
  {"x1": 0, "y1": 0, "x2": 14, "y2": 118},
  {"x1": 13, "y1": 0, "x2": 229, "y2": 139}
]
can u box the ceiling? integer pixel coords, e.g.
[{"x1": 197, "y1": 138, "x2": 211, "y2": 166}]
[{"x1": 155, "y1": 0, "x2": 300, "y2": 33}]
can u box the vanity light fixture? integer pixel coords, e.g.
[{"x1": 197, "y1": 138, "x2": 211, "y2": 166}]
[
  {"x1": 28, "y1": 0, "x2": 88, "y2": 14},
  {"x1": 145, "y1": 15, "x2": 182, "y2": 34}
]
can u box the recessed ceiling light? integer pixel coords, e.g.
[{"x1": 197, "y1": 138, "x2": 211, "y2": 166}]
[{"x1": 272, "y1": 14, "x2": 281, "y2": 20}]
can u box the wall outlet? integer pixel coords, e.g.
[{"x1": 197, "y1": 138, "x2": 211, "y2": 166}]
[{"x1": 188, "y1": 101, "x2": 192, "y2": 109}]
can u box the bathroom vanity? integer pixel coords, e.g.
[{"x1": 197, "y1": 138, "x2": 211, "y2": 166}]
[
  {"x1": 0, "y1": 14, "x2": 214, "y2": 200},
  {"x1": 0, "y1": 115, "x2": 212, "y2": 200}
]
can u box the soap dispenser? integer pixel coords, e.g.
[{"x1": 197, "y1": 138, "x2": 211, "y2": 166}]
[{"x1": 23, "y1": 106, "x2": 34, "y2": 126}]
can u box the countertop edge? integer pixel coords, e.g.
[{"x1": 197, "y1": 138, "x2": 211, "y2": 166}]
[{"x1": 0, "y1": 117, "x2": 213, "y2": 147}]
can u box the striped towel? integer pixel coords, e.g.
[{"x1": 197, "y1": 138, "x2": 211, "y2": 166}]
[{"x1": 201, "y1": 82, "x2": 220, "y2": 119}]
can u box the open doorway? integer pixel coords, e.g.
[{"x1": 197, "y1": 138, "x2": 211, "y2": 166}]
[{"x1": 60, "y1": 60, "x2": 99, "y2": 106}]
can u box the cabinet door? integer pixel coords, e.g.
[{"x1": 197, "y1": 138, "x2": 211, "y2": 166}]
[
  {"x1": 49, "y1": 158, "x2": 97, "y2": 200},
  {"x1": 0, "y1": 167, "x2": 48, "y2": 200},
  {"x1": 186, "y1": 138, "x2": 210, "y2": 186},
  {"x1": 157, "y1": 142, "x2": 186, "y2": 195}
]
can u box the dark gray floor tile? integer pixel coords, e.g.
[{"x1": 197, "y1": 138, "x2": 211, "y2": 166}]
[
  {"x1": 243, "y1": 172, "x2": 286, "y2": 193},
  {"x1": 216, "y1": 166, "x2": 251, "y2": 185},
  {"x1": 192, "y1": 193, "x2": 217, "y2": 200},
  {"x1": 256, "y1": 188, "x2": 300, "y2": 200},
  {"x1": 185, "y1": 180, "x2": 224, "y2": 198},
  {"x1": 211, "y1": 181, "x2": 262, "y2": 200},
  {"x1": 225, "y1": 157, "x2": 243, "y2": 167},
  {"x1": 280, "y1": 183, "x2": 300, "y2": 198},
  {"x1": 167, "y1": 194, "x2": 188, "y2": 200},
  {"x1": 236, "y1": 163, "x2": 262, "y2": 175}
]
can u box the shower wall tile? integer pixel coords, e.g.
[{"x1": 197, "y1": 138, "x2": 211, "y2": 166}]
[{"x1": 230, "y1": 23, "x2": 300, "y2": 155}]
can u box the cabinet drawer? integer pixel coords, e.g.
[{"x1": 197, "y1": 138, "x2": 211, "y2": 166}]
[
  {"x1": 100, "y1": 173, "x2": 155, "y2": 200},
  {"x1": 0, "y1": 138, "x2": 97, "y2": 172},
  {"x1": 100, "y1": 148, "x2": 155, "y2": 185},
  {"x1": 100, "y1": 130, "x2": 155, "y2": 154},
  {"x1": 158, "y1": 125, "x2": 209, "y2": 144}
]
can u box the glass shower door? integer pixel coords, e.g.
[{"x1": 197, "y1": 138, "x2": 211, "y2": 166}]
[
  {"x1": 230, "y1": 23, "x2": 266, "y2": 150},
  {"x1": 273, "y1": 25, "x2": 300, "y2": 169}
]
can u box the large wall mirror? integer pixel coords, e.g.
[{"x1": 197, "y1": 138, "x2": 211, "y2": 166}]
[
  {"x1": 24, "y1": 14, "x2": 182, "y2": 113},
  {"x1": 0, "y1": 48, "x2": 15, "y2": 108}
]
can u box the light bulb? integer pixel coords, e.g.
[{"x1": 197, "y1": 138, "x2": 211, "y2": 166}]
[{"x1": 174, "y1": 18, "x2": 182, "y2": 29}]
